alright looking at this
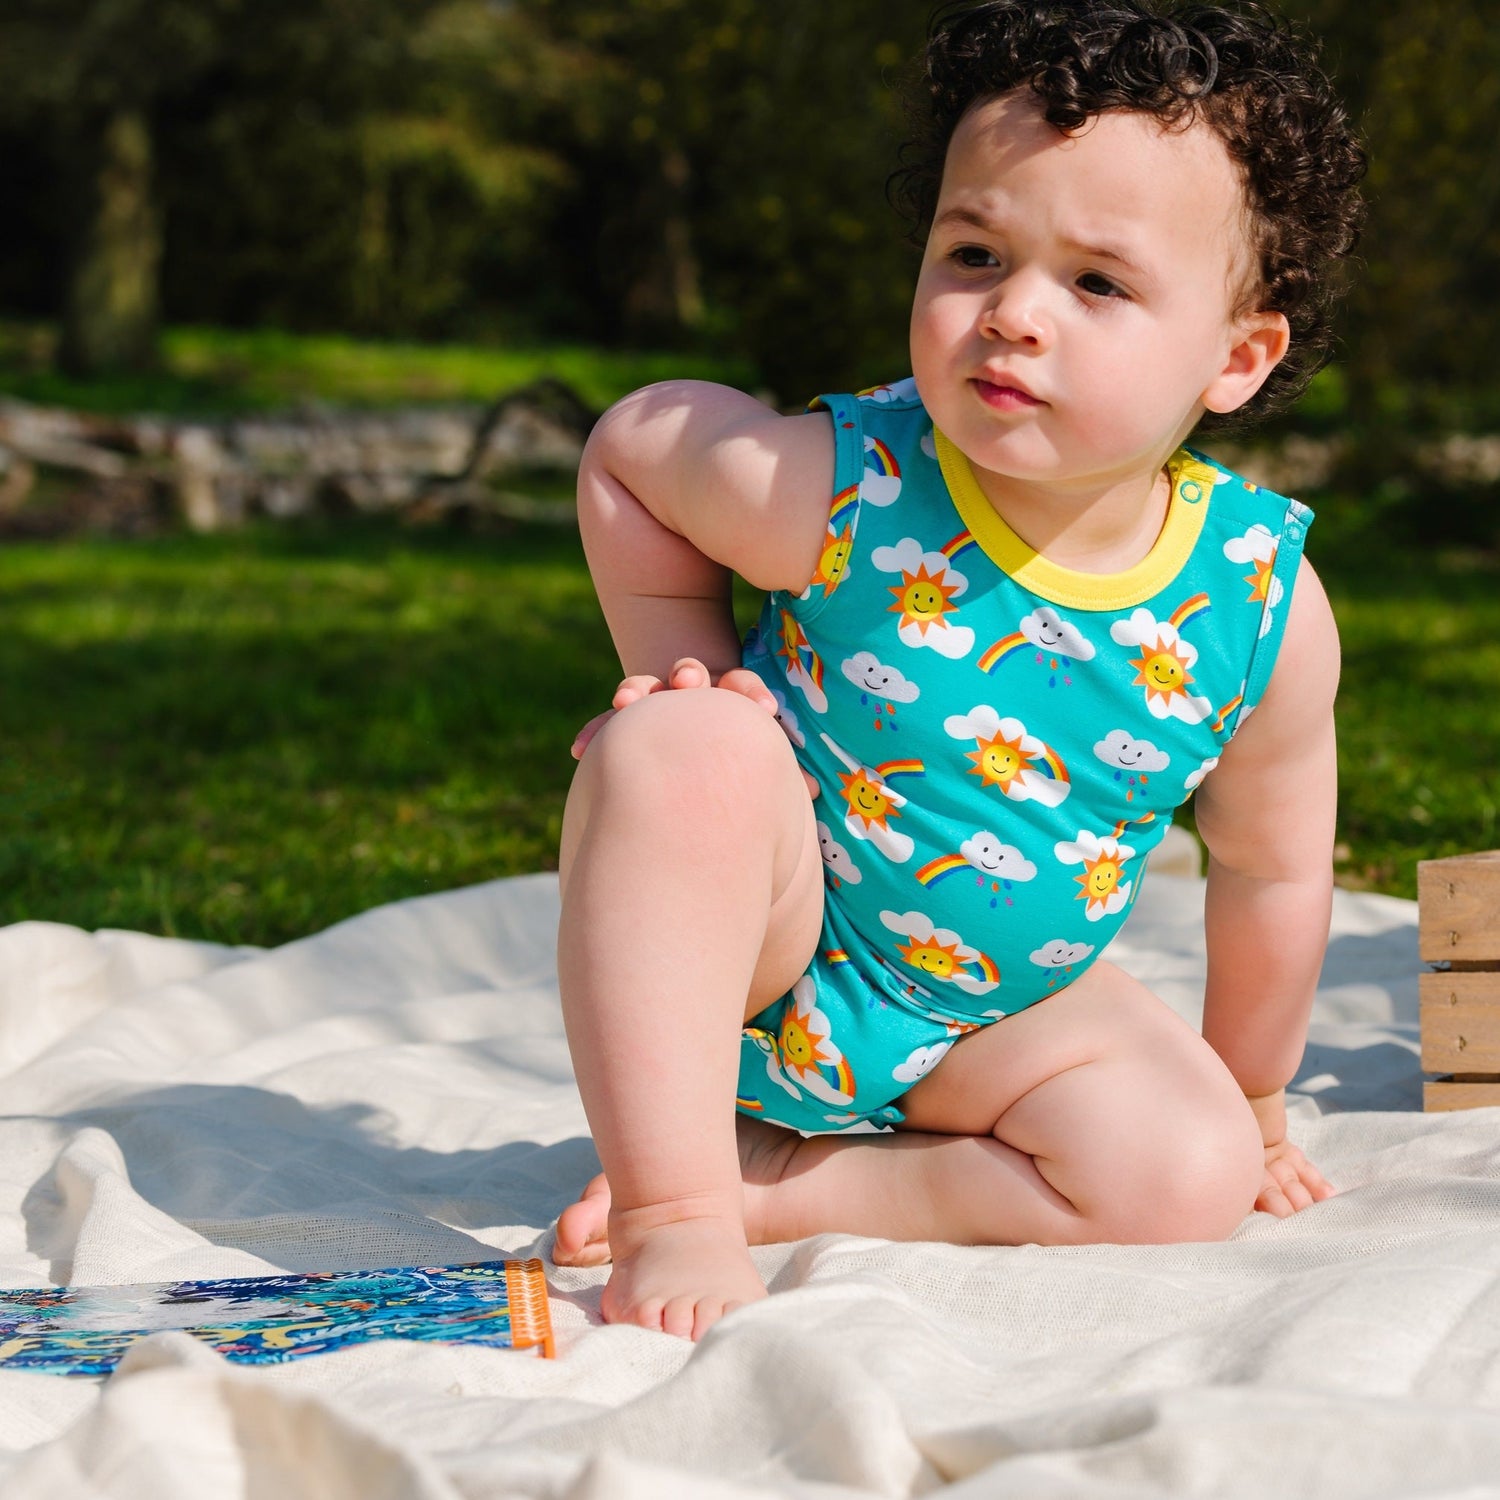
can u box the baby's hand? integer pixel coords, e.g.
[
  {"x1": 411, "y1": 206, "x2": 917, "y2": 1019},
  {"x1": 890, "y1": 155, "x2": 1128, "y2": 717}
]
[
  {"x1": 571, "y1": 660, "x2": 815, "y2": 796},
  {"x1": 1246, "y1": 1088, "x2": 1335, "y2": 1217}
]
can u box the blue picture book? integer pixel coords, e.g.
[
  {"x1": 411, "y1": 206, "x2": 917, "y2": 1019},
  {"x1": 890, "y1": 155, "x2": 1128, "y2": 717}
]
[{"x1": 0, "y1": 1258, "x2": 554, "y2": 1375}]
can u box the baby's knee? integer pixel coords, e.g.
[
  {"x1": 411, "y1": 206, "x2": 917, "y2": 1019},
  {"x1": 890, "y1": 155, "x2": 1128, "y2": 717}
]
[
  {"x1": 586, "y1": 688, "x2": 796, "y2": 806},
  {"x1": 1100, "y1": 1099, "x2": 1263, "y2": 1246}
]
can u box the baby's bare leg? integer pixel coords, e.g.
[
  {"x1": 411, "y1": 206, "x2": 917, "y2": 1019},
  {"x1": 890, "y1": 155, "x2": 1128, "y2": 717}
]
[
  {"x1": 555, "y1": 687, "x2": 822, "y2": 1339},
  {"x1": 747, "y1": 960, "x2": 1264, "y2": 1248}
]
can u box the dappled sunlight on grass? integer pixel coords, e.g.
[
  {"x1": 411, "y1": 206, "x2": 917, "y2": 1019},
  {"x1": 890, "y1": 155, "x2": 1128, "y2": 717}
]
[{"x1": 0, "y1": 521, "x2": 619, "y2": 944}]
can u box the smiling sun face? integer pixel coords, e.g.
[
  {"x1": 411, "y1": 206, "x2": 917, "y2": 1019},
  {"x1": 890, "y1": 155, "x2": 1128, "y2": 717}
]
[
  {"x1": 897, "y1": 934, "x2": 965, "y2": 979},
  {"x1": 840, "y1": 768, "x2": 898, "y2": 829},
  {"x1": 1076, "y1": 852, "x2": 1126, "y2": 909},
  {"x1": 966, "y1": 729, "x2": 1034, "y2": 792},
  {"x1": 811, "y1": 528, "x2": 853, "y2": 590},
  {"x1": 1130, "y1": 636, "x2": 1194, "y2": 705},
  {"x1": 889, "y1": 563, "x2": 959, "y2": 634},
  {"x1": 778, "y1": 1001, "x2": 836, "y2": 1078},
  {"x1": 1245, "y1": 553, "x2": 1276, "y2": 603}
]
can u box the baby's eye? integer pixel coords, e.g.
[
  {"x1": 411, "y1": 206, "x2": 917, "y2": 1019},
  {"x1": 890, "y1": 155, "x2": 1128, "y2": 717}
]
[
  {"x1": 1078, "y1": 272, "x2": 1125, "y2": 299},
  {"x1": 951, "y1": 245, "x2": 999, "y2": 270}
]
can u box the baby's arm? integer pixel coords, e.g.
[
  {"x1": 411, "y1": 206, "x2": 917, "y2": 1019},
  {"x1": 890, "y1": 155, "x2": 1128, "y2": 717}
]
[
  {"x1": 1192, "y1": 557, "x2": 1340, "y2": 1216},
  {"x1": 575, "y1": 381, "x2": 834, "y2": 703}
]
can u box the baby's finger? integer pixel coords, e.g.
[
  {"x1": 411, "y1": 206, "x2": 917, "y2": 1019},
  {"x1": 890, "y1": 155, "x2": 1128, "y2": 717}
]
[
  {"x1": 713, "y1": 668, "x2": 778, "y2": 712},
  {"x1": 612, "y1": 675, "x2": 666, "y2": 709},
  {"x1": 1256, "y1": 1182, "x2": 1293, "y2": 1217},
  {"x1": 571, "y1": 709, "x2": 616, "y2": 759},
  {"x1": 668, "y1": 658, "x2": 711, "y2": 688},
  {"x1": 801, "y1": 770, "x2": 821, "y2": 800}
]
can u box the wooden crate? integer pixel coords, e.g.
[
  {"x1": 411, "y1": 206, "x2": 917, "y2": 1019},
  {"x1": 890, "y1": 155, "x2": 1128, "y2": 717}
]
[{"x1": 1419, "y1": 851, "x2": 1500, "y2": 1111}]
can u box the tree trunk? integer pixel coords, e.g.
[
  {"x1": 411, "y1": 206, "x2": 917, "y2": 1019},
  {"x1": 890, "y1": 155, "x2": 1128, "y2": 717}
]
[{"x1": 59, "y1": 108, "x2": 162, "y2": 377}]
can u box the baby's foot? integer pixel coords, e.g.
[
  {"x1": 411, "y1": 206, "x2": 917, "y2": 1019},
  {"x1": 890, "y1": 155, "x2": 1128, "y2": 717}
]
[
  {"x1": 601, "y1": 1204, "x2": 767, "y2": 1340},
  {"x1": 552, "y1": 1118, "x2": 800, "y2": 1268},
  {"x1": 553, "y1": 1173, "x2": 613, "y2": 1267}
]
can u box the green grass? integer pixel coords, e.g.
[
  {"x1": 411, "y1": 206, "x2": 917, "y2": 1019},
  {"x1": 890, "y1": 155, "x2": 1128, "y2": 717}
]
[
  {"x1": 1320, "y1": 543, "x2": 1500, "y2": 892},
  {"x1": 0, "y1": 322, "x2": 756, "y2": 416},
  {"x1": 0, "y1": 521, "x2": 621, "y2": 944},
  {"x1": 2, "y1": 508, "x2": 1495, "y2": 945}
]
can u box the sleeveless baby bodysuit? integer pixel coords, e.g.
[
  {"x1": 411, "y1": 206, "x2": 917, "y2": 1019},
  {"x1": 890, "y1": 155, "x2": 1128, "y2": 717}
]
[{"x1": 737, "y1": 377, "x2": 1311, "y2": 1132}]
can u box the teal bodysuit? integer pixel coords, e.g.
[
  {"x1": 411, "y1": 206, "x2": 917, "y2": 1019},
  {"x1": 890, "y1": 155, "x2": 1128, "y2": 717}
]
[{"x1": 736, "y1": 377, "x2": 1311, "y2": 1133}]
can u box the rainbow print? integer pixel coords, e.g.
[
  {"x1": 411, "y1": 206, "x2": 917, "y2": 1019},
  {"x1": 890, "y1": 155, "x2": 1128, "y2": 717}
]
[
  {"x1": 970, "y1": 951, "x2": 1001, "y2": 986},
  {"x1": 1037, "y1": 745, "x2": 1071, "y2": 788},
  {"x1": 779, "y1": 611, "x2": 825, "y2": 690},
  {"x1": 942, "y1": 529, "x2": 979, "y2": 564},
  {"x1": 736, "y1": 1095, "x2": 765, "y2": 1112},
  {"x1": 1168, "y1": 593, "x2": 1213, "y2": 632},
  {"x1": 1212, "y1": 694, "x2": 1244, "y2": 734},
  {"x1": 830, "y1": 1055, "x2": 857, "y2": 1100},
  {"x1": 827, "y1": 484, "x2": 860, "y2": 533},
  {"x1": 914, "y1": 853, "x2": 970, "y2": 887},
  {"x1": 976, "y1": 632, "x2": 1031, "y2": 674},
  {"x1": 865, "y1": 437, "x2": 900, "y2": 481},
  {"x1": 876, "y1": 758, "x2": 926, "y2": 782},
  {"x1": 823, "y1": 948, "x2": 850, "y2": 966}
]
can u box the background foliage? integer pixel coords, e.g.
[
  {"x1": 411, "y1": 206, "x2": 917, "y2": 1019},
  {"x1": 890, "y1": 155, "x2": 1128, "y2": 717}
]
[
  {"x1": 0, "y1": 1, "x2": 1496, "y2": 940},
  {"x1": 4, "y1": 0, "x2": 1496, "y2": 449}
]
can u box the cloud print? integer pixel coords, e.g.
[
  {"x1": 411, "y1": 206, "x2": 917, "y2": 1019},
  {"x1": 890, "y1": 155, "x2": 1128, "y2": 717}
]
[
  {"x1": 1093, "y1": 730, "x2": 1170, "y2": 773},
  {"x1": 959, "y1": 832, "x2": 1037, "y2": 881},
  {"x1": 878, "y1": 908, "x2": 997, "y2": 995},
  {"x1": 841, "y1": 652, "x2": 920, "y2": 703},
  {"x1": 1019, "y1": 607, "x2": 1095, "y2": 660},
  {"x1": 1184, "y1": 755, "x2": 1220, "y2": 791},
  {"x1": 942, "y1": 707, "x2": 1071, "y2": 808},
  {"x1": 816, "y1": 822, "x2": 861, "y2": 884},
  {"x1": 1224, "y1": 524, "x2": 1285, "y2": 638},
  {"x1": 870, "y1": 538, "x2": 975, "y2": 659},
  {"x1": 1030, "y1": 940, "x2": 1094, "y2": 969},
  {"x1": 860, "y1": 436, "x2": 902, "y2": 506},
  {"x1": 1107, "y1": 608, "x2": 1213, "y2": 724},
  {"x1": 892, "y1": 1041, "x2": 953, "y2": 1084},
  {"x1": 770, "y1": 689, "x2": 806, "y2": 748}
]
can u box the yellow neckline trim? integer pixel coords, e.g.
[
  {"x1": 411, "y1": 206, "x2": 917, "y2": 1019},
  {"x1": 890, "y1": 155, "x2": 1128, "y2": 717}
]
[{"x1": 934, "y1": 430, "x2": 1217, "y2": 612}]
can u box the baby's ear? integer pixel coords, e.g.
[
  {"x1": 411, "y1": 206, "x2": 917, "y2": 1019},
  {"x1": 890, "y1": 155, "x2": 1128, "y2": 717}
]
[{"x1": 1201, "y1": 311, "x2": 1290, "y2": 415}]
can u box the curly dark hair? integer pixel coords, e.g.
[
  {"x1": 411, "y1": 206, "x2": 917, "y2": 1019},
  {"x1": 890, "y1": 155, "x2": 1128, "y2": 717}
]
[{"x1": 890, "y1": 0, "x2": 1367, "y2": 431}]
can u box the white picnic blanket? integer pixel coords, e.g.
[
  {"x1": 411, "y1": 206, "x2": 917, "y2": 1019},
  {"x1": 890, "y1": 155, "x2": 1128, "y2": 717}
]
[{"x1": 3, "y1": 871, "x2": 1498, "y2": 1499}]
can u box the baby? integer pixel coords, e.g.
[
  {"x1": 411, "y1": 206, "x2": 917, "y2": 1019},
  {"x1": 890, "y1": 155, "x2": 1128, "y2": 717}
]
[{"x1": 551, "y1": 0, "x2": 1366, "y2": 1339}]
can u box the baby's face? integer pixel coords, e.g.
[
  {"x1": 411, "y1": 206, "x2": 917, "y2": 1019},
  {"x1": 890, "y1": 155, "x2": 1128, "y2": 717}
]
[{"x1": 908, "y1": 93, "x2": 1287, "y2": 503}]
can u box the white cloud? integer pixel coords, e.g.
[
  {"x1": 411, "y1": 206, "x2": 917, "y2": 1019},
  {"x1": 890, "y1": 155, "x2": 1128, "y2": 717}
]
[
  {"x1": 860, "y1": 436, "x2": 902, "y2": 506},
  {"x1": 1054, "y1": 830, "x2": 1136, "y2": 865},
  {"x1": 859, "y1": 377, "x2": 918, "y2": 404},
  {"x1": 898, "y1": 618, "x2": 975, "y2": 658},
  {"x1": 1093, "y1": 729, "x2": 1170, "y2": 773},
  {"x1": 770, "y1": 689, "x2": 805, "y2": 748},
  {"x1": 892, "y1": 1042, "x2": 953, "y2": 1084},
  {"x1": 1184, "y1": 755, "x2": 1219, "y2": 791},
  {"x1": 1019, "y1": 607, "x2": 1095, "y2": 660},
  {"x1": 870, "y1": 538, "x2": 969, "y2": 598},
  {"x1": 920, "y1": 429, "x2": 937, "y2": 460},
  {"x1": 1030, "y1": 940, "x2": 1094, "y2": 969},
  {"x1": 878, "y1": 909, "x2": 997, "y2": 994},
  {"x1": 816, "y1": 822, "x2": 861, "y2": 884},
  {"x1": 1223, "y1": 524, "x2": 1276, "y2": 567},
  {"x1": 1107, "y1": 608, "x2": 1212, "y2": 724},
  {"x1": 959, "y1": 832, "x2": 1037, "y2": 881},
  {"x1": 881, "y1": 908, "x2": 936, "y2": 941},
  {"x1": 841, "y1": 651, "x2": 920, "y2": 703},
  {"x1": 942, "y1": 708, "x2": 1071, "y2": 807}
]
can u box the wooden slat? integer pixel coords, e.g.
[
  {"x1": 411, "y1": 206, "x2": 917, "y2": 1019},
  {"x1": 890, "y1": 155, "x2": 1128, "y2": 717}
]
[
  {"x1": 1424, "y1": 1078, "x2": 1500, "y2": 1112},
  {"x1": 1418, "y1": 851, "x2": 1500, "y2": 964},
  {"x1": 1420, "y1": 971, "x2": 1500, "y2": 1071}
]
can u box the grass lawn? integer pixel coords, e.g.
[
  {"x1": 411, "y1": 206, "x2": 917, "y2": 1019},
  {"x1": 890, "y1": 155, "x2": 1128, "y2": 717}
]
[
  {"x1": 0, "y1": 322, "x2": 756, "y2": 416},
  {"x1": 2, "y1": 509, "x2": 1496, "y2": 945}
]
